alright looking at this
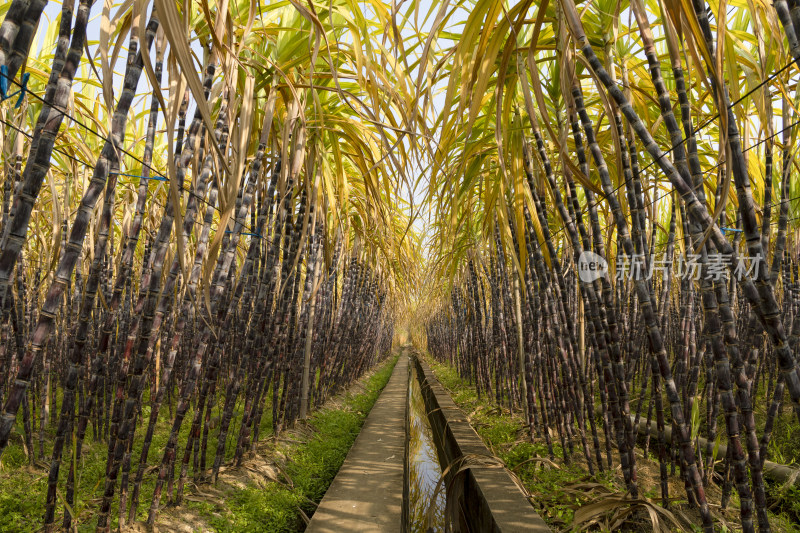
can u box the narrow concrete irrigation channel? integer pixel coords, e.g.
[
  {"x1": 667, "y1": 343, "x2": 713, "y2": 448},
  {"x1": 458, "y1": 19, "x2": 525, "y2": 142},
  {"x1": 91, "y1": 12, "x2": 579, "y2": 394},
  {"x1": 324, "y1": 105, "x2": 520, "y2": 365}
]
[
  {"x1": 406, "y1": 357, "x2": 447, "y2": 531},
  {"x1": 306, "y1": 347, "x2": 550, "y2": 532}
]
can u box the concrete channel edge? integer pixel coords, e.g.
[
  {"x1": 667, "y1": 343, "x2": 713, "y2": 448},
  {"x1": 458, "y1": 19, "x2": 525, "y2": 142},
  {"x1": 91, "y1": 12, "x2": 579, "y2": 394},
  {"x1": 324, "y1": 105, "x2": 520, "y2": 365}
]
[{"x1": 410, "y1": 352, "x2": 552, "y2": 533}]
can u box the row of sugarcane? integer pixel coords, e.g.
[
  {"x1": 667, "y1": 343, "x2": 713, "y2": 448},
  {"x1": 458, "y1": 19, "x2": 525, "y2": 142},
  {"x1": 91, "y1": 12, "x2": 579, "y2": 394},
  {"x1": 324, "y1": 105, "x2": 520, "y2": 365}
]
[
  {"x1": 0, "y1": 2, "x2": 396, "y2": 531},
  {"x1": 424, "y1": 0, "x2": 800, "y2": 532},
  {"x1": 427, "y1": 171, "x2": 797, "y2": 530}
]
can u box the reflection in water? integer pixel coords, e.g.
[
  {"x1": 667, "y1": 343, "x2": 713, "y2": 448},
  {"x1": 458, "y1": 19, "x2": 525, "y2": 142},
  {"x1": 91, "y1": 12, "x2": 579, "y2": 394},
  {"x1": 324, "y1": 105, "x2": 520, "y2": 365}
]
[{"x1": 407, "y1": 372, "x2": 446, "y2": 532}]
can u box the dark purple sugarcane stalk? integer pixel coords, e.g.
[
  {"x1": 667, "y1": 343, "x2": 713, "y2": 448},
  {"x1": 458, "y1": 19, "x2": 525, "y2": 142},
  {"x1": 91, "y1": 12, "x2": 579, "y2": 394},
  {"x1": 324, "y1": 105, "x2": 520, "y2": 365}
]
[
  {"x1": 210, "y1": 157, "x2": 280, "y2": 482},
  {"x1": 231, "y1": 205, "x2": 286, "y2": 463},
  {"x1": 233, "y1": 168, "x2": 296, "y2": 464},
  {"x1": 0, "y1": 0, "x2": 38, "y2": 70},
  {"x1": 0, "y1": 0, "x2": 88, "y2": 317},
  {"x1": 570, "y1": 78, "x2": 712, "y2": 526},
  {"x1": 96, "y1": 79, "x2": 224, "y2": 533},
  {"x1": 269, "y1": 186, "x2": 308, "y2": 436},
  {"x1": 298, "y1": 218, "x2": 323, "y2": 420},
  {"x1": 149, "y1": 102, "x2": 280, "y2": 523},
  {"x1": 0, "y1": 1, "x2": 154, "y2": 459},
  {"x1": 42, "y1": 13, "x2": 160, "y2": 529},
  {"x1": 233, "y1": 110, "x2": 306, "y2": 454},
  {"x1": 4, "y1": 0, "x2": 47, "y2": 80},
  {"x1": 173, "y1": 175, "x2": 226, "y2": 505}
]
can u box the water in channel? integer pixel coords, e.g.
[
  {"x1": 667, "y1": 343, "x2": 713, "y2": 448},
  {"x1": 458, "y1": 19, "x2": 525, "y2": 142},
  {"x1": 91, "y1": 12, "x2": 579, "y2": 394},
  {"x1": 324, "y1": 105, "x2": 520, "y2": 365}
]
[{"x1": 406, "y1": 370, "x2": 446, "y2": 532}]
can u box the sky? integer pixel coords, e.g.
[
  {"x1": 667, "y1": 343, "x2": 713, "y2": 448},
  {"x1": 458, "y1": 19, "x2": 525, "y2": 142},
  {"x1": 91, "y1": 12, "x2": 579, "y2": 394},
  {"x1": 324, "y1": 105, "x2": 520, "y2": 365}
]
[{"x1": 392, "y1": 0, "x2": 469, "y2": 240}]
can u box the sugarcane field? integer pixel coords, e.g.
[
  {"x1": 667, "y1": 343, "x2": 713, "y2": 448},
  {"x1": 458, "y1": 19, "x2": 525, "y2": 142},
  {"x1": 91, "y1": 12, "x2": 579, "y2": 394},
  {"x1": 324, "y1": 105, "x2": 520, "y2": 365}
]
[{"x1": 2, "y1": 0, "x2": 800, "y2": 531}]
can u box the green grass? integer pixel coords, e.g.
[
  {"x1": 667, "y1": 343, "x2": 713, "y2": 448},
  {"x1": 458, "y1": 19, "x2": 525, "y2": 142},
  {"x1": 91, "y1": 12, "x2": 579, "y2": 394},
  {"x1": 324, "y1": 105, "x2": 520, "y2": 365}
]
[
  {"x1": 0, "y1": 391, "x2": 277, "y2": 532},
  {"x1": 192, "y1": 355, "x2": 399, "y2": 533},
  {"x1": 0, "y1": 357, "x2": 399, "y2": 533}
]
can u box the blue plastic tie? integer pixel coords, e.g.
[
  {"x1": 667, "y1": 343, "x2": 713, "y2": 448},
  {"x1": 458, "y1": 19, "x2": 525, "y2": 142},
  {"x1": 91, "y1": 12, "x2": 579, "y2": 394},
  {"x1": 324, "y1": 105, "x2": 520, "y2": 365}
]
[
  {"x1": 14, "y1": 72, "x2": 29, "y2": 109},
  {"x1": 721, "y1": 227, "x2": 743, "y2": 233},
  {"x1": 226, "y1": 230, "x2": 262, "y2": 238},
  {"x1": 111, "y1": 171, "x2": 168, "y2": 182},
  {"x1": 0, "y1": 68, "x2": 28, "y2": 108},
  {"x1": 0, "y1": 66, "x2": 8, "y2": 99}
]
